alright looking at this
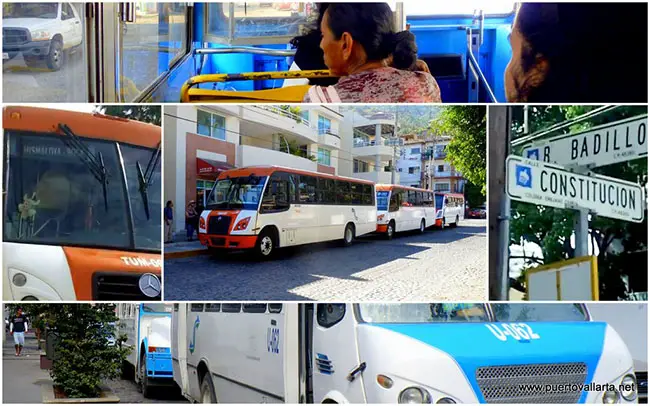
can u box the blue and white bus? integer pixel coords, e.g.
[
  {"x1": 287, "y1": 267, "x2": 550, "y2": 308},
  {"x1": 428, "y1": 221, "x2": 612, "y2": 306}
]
[
  {"x1": 118, "y1": 303, "x2": 175, "y2": 397},
  {"x1": 172, "y1": 302, "x2": 639, "y2": 404}
]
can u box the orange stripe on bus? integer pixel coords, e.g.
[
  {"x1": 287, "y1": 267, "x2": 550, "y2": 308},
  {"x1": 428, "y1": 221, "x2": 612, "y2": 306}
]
[{"x1": 62, "y1": 247, "x2": 162, "y2": 300}]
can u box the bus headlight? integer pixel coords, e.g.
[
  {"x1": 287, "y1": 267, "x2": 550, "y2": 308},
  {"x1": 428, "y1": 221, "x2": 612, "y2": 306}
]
[
  {"x1": 12, "y1": 273, "x2": 27, "y2": 287},
  {"x1": 399, "y1": 387, "x2": 432, "y2": 404},
  {"x1": 378, "y1": 214, "x2": 385, "y2": 221},
  {"x1": 603, "y1": 390, "x2": 620, "y2": 404},
  {"x1": 436, "y1": 398, "x2": 456, "y2": 404},
  {"x1": 199, "y1": 217, "x2": 206, "y2": 230},
  {"x1": 620, "y1": 374, "x2": 637, "y2": 401},
  {"x1": 234, "y1": 217, "x2": 251, "y2": 231}
]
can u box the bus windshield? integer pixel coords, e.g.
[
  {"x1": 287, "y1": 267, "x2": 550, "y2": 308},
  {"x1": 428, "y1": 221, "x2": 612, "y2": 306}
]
[
  {"x1": 490, "y1": 304, "x2": 588, "y2": 322},
  {"x1": 206, "y1": 176, "x2": 267, "y2": 210},
  {"x1": 3, "y1": 3, "x2": 59, "y2": 19},
  {"x1": 435, "y1": 194, "x2": 444, "y2": 209},
  {"x1": 3, "y1": 131, "x2": 161, "y2": 252},
  {"x1": 357, "y1": 303, "x2": 489, "y2": 323},
  {"x1": 376, "y1": 191, "x2": 390, "y2": 211},
  {"x1": 142, "y1": 303, "x2": 173, "y2": 314}
]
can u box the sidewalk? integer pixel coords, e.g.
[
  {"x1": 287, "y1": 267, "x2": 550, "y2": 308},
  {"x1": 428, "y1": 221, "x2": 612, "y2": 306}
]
[
  {"x1": 3, "y1": 332, "x2": 51, "y2": 403},
  {"x1": 164, "y1": 232, "x2": 208, "y2": 259}
]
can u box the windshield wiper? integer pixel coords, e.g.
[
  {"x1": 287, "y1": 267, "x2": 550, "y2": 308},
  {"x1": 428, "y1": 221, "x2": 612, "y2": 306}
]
[
  {"x1": 58, "y1": 124, "x2": 110, "y2": 211},
  {"x1": 136, "y1": 141, "x2": 162, "y2": 220}
]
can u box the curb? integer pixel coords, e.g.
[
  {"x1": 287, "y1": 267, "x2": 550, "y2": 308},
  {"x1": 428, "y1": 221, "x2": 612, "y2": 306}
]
[{"x1": 164, "y1": 248, "x2": 210, "y2": 259}]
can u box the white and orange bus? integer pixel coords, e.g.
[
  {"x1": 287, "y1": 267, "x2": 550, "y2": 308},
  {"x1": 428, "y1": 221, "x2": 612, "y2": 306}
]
[
  {"x1": 2, "y1": 106, "x2": 162, "y2": 301},
  {"x1": 375, "y1": 185, "x2": 437, "y2": 239},
  {"x1": 434, "y1": 192, "x2": 465, "y2": 228},
  {"x1": 199, "y1": 166, "x2": 377, "y2": 258}
]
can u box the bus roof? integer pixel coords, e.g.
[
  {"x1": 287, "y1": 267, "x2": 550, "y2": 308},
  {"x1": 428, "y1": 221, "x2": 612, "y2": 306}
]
[
  {"x1": 376, "y1": 184, "x2": 434, "y2": 193},
  {"x1": 217, "y1": 165, "x2": 376, "y2": 185},
  {"x1": 3, "y1": 106, "x2": 160, "y2": 148}
]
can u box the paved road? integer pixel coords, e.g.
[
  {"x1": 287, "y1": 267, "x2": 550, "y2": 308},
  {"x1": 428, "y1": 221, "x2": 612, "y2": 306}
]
[{"x1": 164, "y1": 219, "x2": 487, "y2": 301}]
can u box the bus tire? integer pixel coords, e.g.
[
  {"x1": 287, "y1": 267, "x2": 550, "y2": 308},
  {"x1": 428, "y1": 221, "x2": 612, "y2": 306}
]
[
  {"x1": 452, "y1": 215, "x2": 459, "y2": 228},
  {"x1": 419, "y1": 219, "x2": 426, "y2": 233},
  {"x1": 342, "y1": 223, "x2": 355, "y2": 246},
  {"x1": 139, "y1": 352, "x2": 152, "y2": 398},
  {"x1": 255, "y1": 228, "x2": 276, "y2": 259},
  {"x1": 200, "y1": 371, "x2": 217, "y2": 403},
  {"x1": 386, "y1": 221, "x2": 395, "y2": 240}
]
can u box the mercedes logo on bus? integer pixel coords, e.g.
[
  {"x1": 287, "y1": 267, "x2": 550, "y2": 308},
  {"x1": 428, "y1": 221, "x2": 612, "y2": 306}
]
[{"x1": 138, "y1": 273, "x2": 161, "y2": 298}]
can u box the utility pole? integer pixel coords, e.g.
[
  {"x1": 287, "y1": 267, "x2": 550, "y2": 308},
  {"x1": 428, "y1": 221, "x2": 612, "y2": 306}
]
[
  {"x1": 391, "y1": 106, "x2": 399, "y2": 184},
  {"x1": 488, "y1": 106, "x2": 511, "y2": 300}
]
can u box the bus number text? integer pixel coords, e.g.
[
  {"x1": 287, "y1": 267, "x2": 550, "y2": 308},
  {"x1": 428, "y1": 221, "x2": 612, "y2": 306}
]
[
  {"x1": 485, "y1": 323, "x2": 541, "y2": 342},
  {"x1": 267, "y1": 327, "x2": 280, "y2": 354}
]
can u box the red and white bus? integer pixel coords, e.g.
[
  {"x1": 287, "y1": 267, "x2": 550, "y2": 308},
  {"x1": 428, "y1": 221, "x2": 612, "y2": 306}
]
[
  {"x1": 375, "y1": 185, "x2": 437, "y2": 239},
  {"x1": 434, "y1": 192, "x2": 465, "y2": 228},
  {"x1": 198, "y1": 166, "x2": 377, "y2": 258}
]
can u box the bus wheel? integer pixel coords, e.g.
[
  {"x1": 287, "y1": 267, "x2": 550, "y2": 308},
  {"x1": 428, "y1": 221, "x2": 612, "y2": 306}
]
[
  {"x1": 419, "y1": 219, "x2": 426, "y2": 233},
  {"x1": 200, "y1": 371, "x2": 217, "y2": 403},
  {"x1": 343, "y1": 223, "x2": 355, "y2": 246},
  {"x1": 452, "y1": 215, "x2": 459, "y2": 228},
  {"x1": 139, "y1": 352, "x2": 151, "y2": 398},
  {"x1": 255, "y1": 229, "x2": 275, "y2": 259},
  {"x1": 386, "y1": 221, "x2": 395, "y2": 240}
]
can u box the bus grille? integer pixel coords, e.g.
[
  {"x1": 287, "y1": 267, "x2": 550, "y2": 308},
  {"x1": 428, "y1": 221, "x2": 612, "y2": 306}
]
[
  {"x1": 476, "y1": 363, "x2": 587, "y2": 403},
  {"x1": 207, "y1": 215, "x2": 232, "y2": 235},
  {"x1": 92, "y1": 272, "x2": 161, "y2": 300},
  {"x1": 3, "y1": 28, "x2": 30, "y2": 46}
]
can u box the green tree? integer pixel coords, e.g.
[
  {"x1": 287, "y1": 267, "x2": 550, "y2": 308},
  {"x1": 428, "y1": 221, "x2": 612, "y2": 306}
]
[
  {"x1": 42, "y1": 304, "x2": 130, "y2": 398},
  {"x1": 464, "y1": 181, "x2": 485, "y2": 209},
  {"x1": 429, "y1": 106, "x2": 487, "y2": 194},
  {"x1": 96, "y1": 105, "x2": 161, "y2": 126},
  {"x1": 510, "y1": 105, "x2": 647, "y2": 299}
]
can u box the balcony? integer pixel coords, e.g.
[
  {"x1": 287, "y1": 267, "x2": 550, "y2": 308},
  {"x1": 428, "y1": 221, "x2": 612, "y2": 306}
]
[
  {"x1": 239, "y1": 144, "x2": 317, "y2": 172},
  {"x1": 353, "y1": 137, "x2": 393, "y2": 159},
  {"x1": 353, "y1": 170, "x2": 399, "y2": 184},
  {"x1": 434, "y1": 170, "x2": 463, "y2": 178},
  {"x1": 318, "y1": 129, "x2": 340, "y2": 149},
  {"x1": 433, "y1": 152, "x2": 447, "y2": 159},
  {"x1": 242, "y1": 106, "x2": 319, "y2": 145}
]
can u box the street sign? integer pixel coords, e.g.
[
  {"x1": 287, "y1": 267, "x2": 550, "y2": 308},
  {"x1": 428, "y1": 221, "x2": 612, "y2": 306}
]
[
  {"x1": 526, "y1": 256, "x2": 598, "y2": 301},
  {"x1": 523, "y1": 115, "x2": 647, "y2": 168},
  {"x1": 506, "y1": 155, "x2": 645, "y2": 223}
]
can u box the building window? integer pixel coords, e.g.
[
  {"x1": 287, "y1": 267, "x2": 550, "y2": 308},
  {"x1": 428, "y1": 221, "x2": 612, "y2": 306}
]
[
  {"x1": 196, "y1": 180, "x2": 215, "y2": 207},
  {"x1": 411, "y1": 147, "x2": 420, "y2": 154},
  {"x1": 318, "y1": 116, "x2": 332, "y2": 134},
  {"x1": 435, "y1": 183, "x2": 450, "y2": 192},
  {"x1": 197, "y1": 110, "x2": 226, "y2": 140},
  {"x1": 437, "y1": 165, "x2": 445, "y2": 172},
  {"x1": 317, "y1": 148, "x2": 331, "y2": 166},
  {"x1": 300, "y1": 109, "x2": 310, "y2": 122},
  {"x1": 353, "y1": 159, "x2": 369, "y2": 173},
  {"x1": 408, "y1": 167, "x2": 419, "y2": 174}
]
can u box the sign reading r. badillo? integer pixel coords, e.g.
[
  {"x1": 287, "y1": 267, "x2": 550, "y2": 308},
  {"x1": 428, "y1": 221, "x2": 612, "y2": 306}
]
[
  {"x1": 523, "y1": 115, "x2": 647, "y2": 168},
  {"x1": 506, "y1": 156, "x2": 644, "y2": 223}
]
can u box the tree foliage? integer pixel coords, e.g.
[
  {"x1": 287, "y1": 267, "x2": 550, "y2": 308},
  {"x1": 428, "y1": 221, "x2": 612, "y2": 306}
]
[
  {"x1": 510, "y1": 105, "x2": 648, "y2": 299},
  {"x1": 41, "y1": 304, "x2": 130, "y2": 398},
  {"x1": 429, "y1": 106, "x2": 487, "y2": 195},
  {"x1": 96, "y1": 105, "x2": 161, "y2": 126}
]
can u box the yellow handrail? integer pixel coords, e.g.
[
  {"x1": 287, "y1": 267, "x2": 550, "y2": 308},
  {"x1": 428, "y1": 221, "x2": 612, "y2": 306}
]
[{"x1": 180, "y1": 70, "x2": 336, "y2": 103}]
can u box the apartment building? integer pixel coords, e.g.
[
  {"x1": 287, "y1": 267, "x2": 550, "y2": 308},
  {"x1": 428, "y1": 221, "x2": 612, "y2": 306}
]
[
  {"x1": 398, "y1": 139, "x2": 424, "y2": 188},
  {"x1": 422, "y1": 136, "x2": 466, "y2": 193},
  {"x1": 346, "y1": 111, "x2": 400, "y2": 184},
  {"x1": 163, "y1": 105, "x2": 346, "y2": 232}
]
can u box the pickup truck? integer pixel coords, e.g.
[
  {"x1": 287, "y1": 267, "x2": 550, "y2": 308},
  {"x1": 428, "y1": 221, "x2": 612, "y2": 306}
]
[{"x1": 3, "y1": 2, "x2": 83, "y2": 71}]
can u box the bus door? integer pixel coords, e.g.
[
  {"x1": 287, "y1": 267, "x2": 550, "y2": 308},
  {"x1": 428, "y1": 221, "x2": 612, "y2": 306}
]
[
  {"x1": 311, "y1": 304, "x2": 365, "y2": 404},
  {"x1": 171, "y1": 303, "x2": 191, "y2": 398},
  {"x1": 391, "y1": 189, "x2": 408, "y2": 232}
]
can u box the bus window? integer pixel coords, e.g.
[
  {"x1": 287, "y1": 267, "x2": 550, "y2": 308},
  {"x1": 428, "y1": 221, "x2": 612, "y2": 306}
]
[
  {"x1": 317, "y1": 304, "x2": 346, "y2": 328},
  {"x1": 4, "y1": 133, "x2": 132, "y2": 249},
  {"x1": 491, "y1": 304, "x2": 588, "y2": 322},
  {"x1": 208, "y1": 175, "x2": 266, "y2": 211},
  {"x1": 204, "y1": 303, "x2": 221, "y2": 312},
  {"x1": 389, "y1": 189, "x2": 400, "y2": 212},
  {"x1": 173, "y1": 304, "x2": 179, "y2": 312},
  {"x1": 377, "y1": 190, "x2": 390, "y2": 211},
  {"x1": 142, "y1": 303, "x2": 172, "y2": 313},
  {"x1": 405, "y1": 2, "x2": 516, "y2": 16},
  {"x1": 3, "y1": 3, "x2": 88, "y2": 102},
  {"x1": 362, "y1": 184, "x2": 373, "y2": 206},
  {"x1": 243, "y1": 303, "x2": 267, "y2": 313},
  {"x1": 435, "y1": 194, "x2": 444, "y2": 209},
  {"x1": 298, "y1": 175, "x2": 317, "y2": 204},
  {"x1": 336, "y1": 181, "x2": 352, "y2": 205},
  {"x1": 268, "y1": 303, "x2": 283, "y2": 313},
  {"x1": 350, "y1": 183, "x2": 363, "y2": 205},
  {"x1": 222, "y1": 303, "x2": 242, "y2": 313},
  {"x1": 358, "y1": 303, "x2": 489, "y2": 323},
  {"x1": 191, "y1": 304, "x2": 204, "y2": 312},
  {"x1": 261, "y1": 173, "x2": 290, "y2": 212},
  {"x1": 118, "y1": 3, "x2": 188, "y2": 101},
  {"x1": 317, "y1": 177, "x2": 335, "y2": 204}
]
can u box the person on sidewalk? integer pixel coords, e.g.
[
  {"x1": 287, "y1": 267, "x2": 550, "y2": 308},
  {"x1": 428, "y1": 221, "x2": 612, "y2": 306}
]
[
  {"x1": 185, "y1": 200, "x2": 198, "y2": 241},
  {"x1": 164, "y1": 200, "x2": 174, "y2": 243},
  {"x1": 9, "y1": 308, "x2": 29, "y2": 356}
]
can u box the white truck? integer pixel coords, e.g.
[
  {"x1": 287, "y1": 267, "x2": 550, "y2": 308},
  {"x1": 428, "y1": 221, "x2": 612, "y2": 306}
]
[
  {"x1": 172, "y1": 302, "x2": 639, "y2": 404},
  {"x1": 2, "y1": 2, "x2": 83, "y2": 70}
]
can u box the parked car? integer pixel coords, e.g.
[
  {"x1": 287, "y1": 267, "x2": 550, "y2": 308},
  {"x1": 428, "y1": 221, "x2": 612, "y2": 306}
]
[
  {"x1": 468, "y1": 205, "x2": 487, "y2": 219},
  {"x1": 3, "y1": 2, "x2": 83, "y2": 71}
]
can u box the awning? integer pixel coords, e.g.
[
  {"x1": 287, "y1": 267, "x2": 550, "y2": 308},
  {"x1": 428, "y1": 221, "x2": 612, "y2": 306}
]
[{"x1": 197, "y1": 158, "x2": 234, "y2": 175}]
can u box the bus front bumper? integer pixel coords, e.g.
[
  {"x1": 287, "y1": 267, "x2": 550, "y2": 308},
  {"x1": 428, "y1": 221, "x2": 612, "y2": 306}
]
[
  {"x1": 199, "y1": 233, "x2": 257, "y2": 249},
  {"x1": 146, "y1": 354, "x2": 173, "y2": 380}
]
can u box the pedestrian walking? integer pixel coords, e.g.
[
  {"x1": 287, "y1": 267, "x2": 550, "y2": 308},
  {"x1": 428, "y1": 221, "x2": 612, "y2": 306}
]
[
  {"x1": 164, "y1": 200, "x2": 174, "y2": 243},
  {"x1": 185, "y1": 200, "x2": 198, "y2": 241},
  {"x1": 9, "y1": 308, "x2": 29, "y2": 356}
]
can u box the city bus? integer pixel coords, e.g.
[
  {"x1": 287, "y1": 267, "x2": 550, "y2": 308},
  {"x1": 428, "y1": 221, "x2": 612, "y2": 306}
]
[
  {"x1": 199, "y1": 166, "x2": 376, "y2": 258},
  {"x1": 434, "y1": 192, "x2": 465, "y2": 228},
  {"x1": 172, "y1": 302, "x2": 638, "y2": 404},
  {"x1": 375, "y1": 184, "x2": 436, "y2": 239},
  {"x1": 2, "y1": 106, "x2": 162, "y2": 301},
  {"x1": 117, "y1": 303, "x2": 176, "y2": 398}
]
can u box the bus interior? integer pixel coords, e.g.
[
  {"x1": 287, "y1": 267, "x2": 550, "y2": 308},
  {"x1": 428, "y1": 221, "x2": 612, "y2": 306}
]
[{"x1": 2, "y1": 2, "x2": 516, "y2": 103}]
